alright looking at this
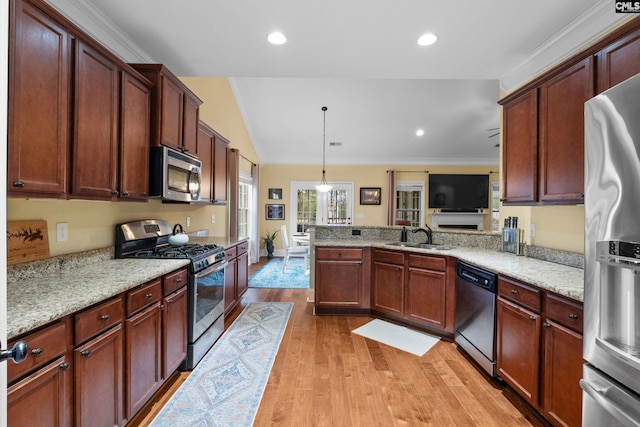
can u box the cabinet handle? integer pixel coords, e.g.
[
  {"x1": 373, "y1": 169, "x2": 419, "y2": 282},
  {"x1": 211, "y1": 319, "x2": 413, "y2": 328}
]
[
  {"x1": 569, "y1": 313, "x2": 579, "y2": 320},
  {"x1": 13, "y1": 180, "x2": 25, "y2": 188},
  {"x1": 30, "y1": 348, "x2": 44, "y2": 358},
  {"x1": 543, "y1": 322, "x2": 550, "y2": 328},
  {"x1": 59, "y1": 362, "x2": 70, "y2": 371},
  {"x1": 80, "y1": 349, "x2": 91, "y2": 358},
  {"x1": 529, "y1": 315, "x2": 537, "y2": 321},
  {"x1": 100, "y1": 314, "x2": 110, "y2": 322},
  {"x1": 145, "y1": 292, "x2": 153, "y2": 299},
  {"x1": 510, "y1": 289, "x2": 518, "y2": 295},
  {"x1": 111, "y1": 190, "x2": 120, "y2": 196}
]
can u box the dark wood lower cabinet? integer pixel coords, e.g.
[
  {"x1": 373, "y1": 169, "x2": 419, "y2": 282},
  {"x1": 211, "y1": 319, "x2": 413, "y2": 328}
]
[
  {"x1": 163, "y1": 286, "x2": 188, "y2": 377},
  {"x1": 315, "y1": 247, "x2": 370, "y2": 314},
  {"x1": 7, "y1": 356, "x2": 72, "y2": 426},
  {"x1": 74, "y1": 324, "x2": 124, "y2": 427}
]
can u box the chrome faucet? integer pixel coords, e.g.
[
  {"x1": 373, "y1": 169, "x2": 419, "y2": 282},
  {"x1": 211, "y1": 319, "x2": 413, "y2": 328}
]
[{"x1": 412, "y1": 225, "x2": 433, "y2": 244}]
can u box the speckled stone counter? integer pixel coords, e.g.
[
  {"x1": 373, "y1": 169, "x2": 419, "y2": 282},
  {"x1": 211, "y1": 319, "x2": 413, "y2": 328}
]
[
  {"x1": 314, "y1": 239, "x2": 584, "y2": 302},
  {"x1": 7, "y1": 258, "x2": 190, "y2": 339}
]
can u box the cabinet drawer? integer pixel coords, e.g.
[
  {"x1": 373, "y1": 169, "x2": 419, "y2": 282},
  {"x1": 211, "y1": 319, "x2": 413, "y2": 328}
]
[
  {"x1": 498, "y1": 277, "x2": 541, "y2": 313},
  {"x1": 372, "y1": 249, "x2": 404, "y2": 265},
  {"x1": 127, "y1": 279, "x2": 162, "y2": 316},
  {"x1": 546, "y1": 293, "x2": 583, "y2": 334},
  {"x1": 237, "y1": 241, "x2": 249, "y2": 255},
  {"x1": 317, "y1": 247, "x2": 363, "y2": 261},
  {"x1": 8, "y1": 321, "x2": 67, "y2": 384},
  {"x1": 163, "y1": 268, "x2": 188, "y2": 295},
  {"x1": 75, "y1": 296, "x2": 124, "y2": 345},
  {"x1": 408, "y1": 254, "x2": 445, "y2": 271},
  {"x1": 224, "y1": 245, "x2": 237, "y2": 260}
]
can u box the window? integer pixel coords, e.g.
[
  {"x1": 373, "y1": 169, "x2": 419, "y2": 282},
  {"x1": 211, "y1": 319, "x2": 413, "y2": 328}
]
[
  {"x1": 396, "y1": 181, "x2": 424, "y2": 227},
  {"x1": 290, "y1": 181, "x2": 353, "y2": 232},
  {"x1": 238, "y1": 171, "x2": 252, "y2": 239}
]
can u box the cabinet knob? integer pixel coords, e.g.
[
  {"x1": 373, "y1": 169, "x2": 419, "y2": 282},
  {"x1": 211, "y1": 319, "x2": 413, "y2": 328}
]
[
  {"x1": 510, "y1": 289, "x2": 518, "y2": 295},
  {"x1": 176, "y1": 277, "x2": 183, "y2": 283},
  {"x1": 569, "y1": 313, "x2": 579, "y2": 320},
  {"x1": 31, "y1": 347, "x2": 44, "y2": 358},
  {"x1": 145, "y1": 292, "x2": 153, "y2": 299},
  {"x1": 543, "y1": 322, "x2": 550, "y2": 328},
  {"x1": 529, "y1": 315, "x2": 537, "y2": 321},
  {"x1": 80, "y1": 349, "x2": 91, "y2": 358},
  {"x1": 59, "y1": 362, "x2": 70, "y2": 371},
  {"x1": 159, "y1": 304, "x2": 164, "y2": 311},
  {"x1": 111, "y1": 190, "x2": 120, "y2": 196},
  {"x1": 100, "y1": 314, "x2": 110, "y2": 322},
  {"x1": 13, "y1": 180, "x2": 25, "y2": 188},
  {"x1": 122, "y1": 191, "x2": 129, "y2": 197},
  {"x1": 167, "y1": 298, "x2": 173, "y2": 305}
]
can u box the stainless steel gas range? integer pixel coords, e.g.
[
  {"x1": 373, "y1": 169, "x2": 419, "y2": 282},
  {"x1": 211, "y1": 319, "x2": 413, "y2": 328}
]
[{"x1": 115, "y1": 220, "x2": 226, "y2": 370}]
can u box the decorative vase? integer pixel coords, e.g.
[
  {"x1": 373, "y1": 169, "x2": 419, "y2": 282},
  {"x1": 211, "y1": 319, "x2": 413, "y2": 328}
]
[{"x1": 266, "y1": 241, "x2": 274, "y2": 258}]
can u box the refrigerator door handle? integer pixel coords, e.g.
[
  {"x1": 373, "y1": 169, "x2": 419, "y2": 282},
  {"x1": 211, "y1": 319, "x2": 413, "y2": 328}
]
[{"x1": 580, "y1": 378, "x2": 640, "y2": 425}]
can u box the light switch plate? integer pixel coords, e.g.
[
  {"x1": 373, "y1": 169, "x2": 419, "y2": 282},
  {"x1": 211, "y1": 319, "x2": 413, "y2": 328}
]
[
  {"x1": 530, "y1": 223, "x2": 536, "y2": 237},
  {"x1": 56, "y1": 222, "x2": 68, "y2": 242}
]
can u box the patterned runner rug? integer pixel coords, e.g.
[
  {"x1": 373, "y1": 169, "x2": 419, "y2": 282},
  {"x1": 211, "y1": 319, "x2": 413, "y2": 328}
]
[
  {"x1": 248, "y1": 258, "x2": 309, "y2": 289},
  {"x1": 150, "y1": 302, "x2": 293, "y2": 427}
]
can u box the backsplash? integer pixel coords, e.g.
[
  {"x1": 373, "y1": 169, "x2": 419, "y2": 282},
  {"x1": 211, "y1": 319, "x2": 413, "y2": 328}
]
[
  {"x1": 314, "y1": 225, "x2": 583, "y2": 269},
  {"x1": 7, "y1": 247, "x2": 113, "y2": 282}
]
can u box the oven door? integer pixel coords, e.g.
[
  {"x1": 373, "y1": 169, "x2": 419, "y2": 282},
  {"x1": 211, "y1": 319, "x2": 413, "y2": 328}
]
[{"x1": 191, "y1": 260, "x2": 227, "y2": 341}]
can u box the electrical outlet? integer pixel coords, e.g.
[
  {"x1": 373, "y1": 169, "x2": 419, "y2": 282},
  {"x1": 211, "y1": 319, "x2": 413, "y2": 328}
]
[
  {"x1": 211, "y1": 215, "x2": 216, "y2": 224},
  {"x1": 56, "y1": 222, "x2": 68, "y2": 242},
  {"x1": 530, "y1": 223, "x2": 536, "y2": 237},
  {"x1": 186, "y1": 216, "x2": 191, "y2": 227}
]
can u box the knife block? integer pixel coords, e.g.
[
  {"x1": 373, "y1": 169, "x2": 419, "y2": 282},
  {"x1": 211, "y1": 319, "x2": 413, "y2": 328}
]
[{"x1": 501, "y1": 228, "x2": 522, "y2": 255}]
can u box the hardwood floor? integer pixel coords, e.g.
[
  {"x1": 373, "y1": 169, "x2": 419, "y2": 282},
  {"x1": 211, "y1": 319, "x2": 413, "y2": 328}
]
[{"x1": 130, "y1": 258, "x2": 540, "y2": 426}]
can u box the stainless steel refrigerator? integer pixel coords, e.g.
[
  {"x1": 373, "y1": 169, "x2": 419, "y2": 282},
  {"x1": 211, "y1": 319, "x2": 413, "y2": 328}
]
[{"x1": 583, "y1": 72, "x2": 640, "y2": 426}]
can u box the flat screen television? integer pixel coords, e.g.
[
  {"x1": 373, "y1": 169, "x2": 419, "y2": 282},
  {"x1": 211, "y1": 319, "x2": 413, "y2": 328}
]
[{"x1": 428, "y1": 174, "x2": 489, "y2": 211}]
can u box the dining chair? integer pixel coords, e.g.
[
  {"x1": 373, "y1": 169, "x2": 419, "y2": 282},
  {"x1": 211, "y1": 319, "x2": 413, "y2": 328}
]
[
  {"x1": 280, "y1": 225, "x2": 309, "y2": 273},
  {"x1": 395, "y1": 219, "x2": 412, "y2": 226}
]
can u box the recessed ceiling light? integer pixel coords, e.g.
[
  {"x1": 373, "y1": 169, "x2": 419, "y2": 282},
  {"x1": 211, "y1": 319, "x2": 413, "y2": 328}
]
[
  {"x1": 417, "y1": 33, "x2": 438, "y2": 47},
  {"x1": 267, "y1": 32, "x2": 287, "y2": 45},
  {"x1": 416, "y1": 129, "x2": 425, "y2": 136}
]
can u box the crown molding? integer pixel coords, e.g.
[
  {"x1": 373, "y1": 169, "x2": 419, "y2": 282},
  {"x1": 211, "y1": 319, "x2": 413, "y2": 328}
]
[
  {"x1": 44, "y1": 0, "x2": 155, "y2": 63},
  {"x1": 500, "y1": 2, "x2": 629, "y2": 94}
]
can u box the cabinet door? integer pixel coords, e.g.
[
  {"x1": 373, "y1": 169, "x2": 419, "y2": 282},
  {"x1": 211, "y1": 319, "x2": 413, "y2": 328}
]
[
  {"x1": 119, "y1": 71, "x2": 150, "y2": 201},
  {"x1": 316, "y1": 260, "x2": 363, "y2": 308},
  {"x1": 542, "y1": 320, "x2": 583, "y2": 427},
  {"x1": 163, "y1": 286, "x2": 188, "y2": 377},
  {"x1": 125, "y1": 304, "x2": 162, "y2": 420},
  {"x1": 497, "y1": 297, "x2": 541, "y2": 407},
  {"x1": 372, "y1": 262, "x2": 404, "y2": 316},
  {"x1": 72, "y1": 40, "x2": 119, "y2": 200},
  {"x1": 196, "y1": 122, "x2": 215, "y2": 202},
  {"x1": 501, "y1": 90, "x2": 538, "y2": 204},
  {"x1": 224, "y1": 257, "x2": 238, "y2": 313},
  {"x1": 213, "y1": 134, "x2": 229, "y2": 204},
  {"x1": 406, "y1": 267, "x2": 446, "y2": 328},
  {"x1": 8, "y1": 357, "x2": 71, "y2": 426},
  {"x1": 9, "y1": 1, "x2": 70, "y2": 196},
  {"x1": 237, "y1": 251, "x2": 249, "y2": 299},
  {"x1": 75, "y1": 325, "x2": 123, "y2": 427},
  {"x1": 598, "y1": 26, "x2": 640, "y2": 93},
  {"x1": 539, "y1": 57, "x2": 594, "y2": 203},
  {"x1": 182, "y1": 95, "x2": 200, "y2": 156},
  {"x1": 160, "y1": 75, "x2": 184, "y2": 151}
]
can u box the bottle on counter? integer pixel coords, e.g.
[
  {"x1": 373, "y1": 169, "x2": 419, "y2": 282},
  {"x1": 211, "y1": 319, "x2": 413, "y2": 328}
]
[{"x1": 401, "y1": 227, "x2": 408, "y2": 242}]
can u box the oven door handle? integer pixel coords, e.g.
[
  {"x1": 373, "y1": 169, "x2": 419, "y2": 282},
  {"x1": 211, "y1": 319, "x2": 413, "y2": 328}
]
[{"x1": 195, "y1": 260, "x2": 228, "y2": 279}]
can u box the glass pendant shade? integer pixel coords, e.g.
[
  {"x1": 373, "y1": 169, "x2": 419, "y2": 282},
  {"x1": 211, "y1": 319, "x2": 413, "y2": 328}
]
[{"x1": 316, "y1": 106, "x2": 332, "y2": 192}]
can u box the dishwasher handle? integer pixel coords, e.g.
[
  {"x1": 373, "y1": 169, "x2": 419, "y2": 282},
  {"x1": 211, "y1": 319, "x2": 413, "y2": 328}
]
[{"x1": 457, "y1": 262, "x2": 497, "y2": 293}]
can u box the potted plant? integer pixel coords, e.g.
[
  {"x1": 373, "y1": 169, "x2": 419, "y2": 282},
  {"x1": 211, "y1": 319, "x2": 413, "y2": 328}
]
[{"x1": 260, "y1": 230, "x2": 279, "y2": 258}]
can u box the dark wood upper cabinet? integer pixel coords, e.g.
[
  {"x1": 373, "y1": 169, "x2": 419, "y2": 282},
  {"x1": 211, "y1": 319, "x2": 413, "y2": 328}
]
[
  {"x1": 196, "y1": 121, "x2": 215, "y2": 203},
  {"x1": 71, "y1": 40, "x2": 120, "y2": 200},
  {"x1": 8, "y1": 0, "x2": 71, "y2": 197},
  {"x1": 501, "y1": 90, "x2": 538, "y2": 205},
  {"x1": 119, "y1": 71, "x2": 151, "y2": 201},
  {"x1": 538, "y1": 57, "x2": 594, "y2": 204},
  {"x1": 597, "y1": 25, "x2": 640, "y2": 93},
  {"x1": 213, "y1": 131, "x2": 230, "y2": 205}
]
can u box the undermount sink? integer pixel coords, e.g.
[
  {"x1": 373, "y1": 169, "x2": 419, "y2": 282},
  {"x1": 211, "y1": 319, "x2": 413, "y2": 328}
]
[{"x1": 386, "y1": 242, "x2": 452, "y2": 251}]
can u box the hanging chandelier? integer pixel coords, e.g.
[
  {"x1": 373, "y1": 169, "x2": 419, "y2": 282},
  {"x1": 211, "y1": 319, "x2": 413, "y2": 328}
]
[{"x1": 315, "y1": 106, "x2": 332, "y2": 193}]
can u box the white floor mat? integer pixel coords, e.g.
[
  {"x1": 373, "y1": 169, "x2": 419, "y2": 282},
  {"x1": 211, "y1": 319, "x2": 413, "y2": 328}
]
[{"x1": 352, "y1": 319, "x2": 440, "y2": 356}]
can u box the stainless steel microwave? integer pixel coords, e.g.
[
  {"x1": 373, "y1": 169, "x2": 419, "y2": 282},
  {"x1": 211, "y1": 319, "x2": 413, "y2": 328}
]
[{"x1": 149, "y1": 146, "x2": 202, "y2": 202}]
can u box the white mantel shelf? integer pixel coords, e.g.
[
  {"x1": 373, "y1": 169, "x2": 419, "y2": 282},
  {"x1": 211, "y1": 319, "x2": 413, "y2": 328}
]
[{"x1": 431, "y1": 212, "x2": 486, "y2": 230}]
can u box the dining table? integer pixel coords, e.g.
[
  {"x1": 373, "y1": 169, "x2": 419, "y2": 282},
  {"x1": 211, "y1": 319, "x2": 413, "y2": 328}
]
[{"x1": 291, "y1": 232, "x2": 310, "y2": 246}]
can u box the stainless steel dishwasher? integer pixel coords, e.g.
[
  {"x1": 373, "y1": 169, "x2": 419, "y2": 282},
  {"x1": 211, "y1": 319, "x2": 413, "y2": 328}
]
[{"x1": 454, "y1": 261, "x2": 498, "y2": 377}]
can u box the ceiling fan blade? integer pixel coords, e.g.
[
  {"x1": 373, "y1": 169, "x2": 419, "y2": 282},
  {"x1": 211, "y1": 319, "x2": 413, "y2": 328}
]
[{"x1": 488, "y1": 132, "x2": 499, "y2": 138}]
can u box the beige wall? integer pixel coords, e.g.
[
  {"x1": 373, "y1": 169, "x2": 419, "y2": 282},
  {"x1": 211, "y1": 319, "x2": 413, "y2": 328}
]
[
  {"x1": 7, "y1": 78, "x2": 252, "y2": 257},
  {"x1": 259, "y1": 164, "x2": 499, "y2": 251}
]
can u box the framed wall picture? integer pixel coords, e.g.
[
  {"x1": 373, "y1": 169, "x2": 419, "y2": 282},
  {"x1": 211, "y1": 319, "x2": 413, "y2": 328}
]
[
  {"x1": 266, "y1": 204, "x2": 285, "y2": 220},
  {"x1": 360, "y1": 187, "x2": 381, "y2": 205},
  {"x1": 268, "y1": 188, "x2": 282, "y2": 200}
]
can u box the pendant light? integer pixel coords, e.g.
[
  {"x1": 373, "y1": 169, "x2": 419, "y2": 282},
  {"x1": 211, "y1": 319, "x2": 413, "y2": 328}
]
[{"x1": 315, "y1": 106, "x2": 333, "y2": 192}]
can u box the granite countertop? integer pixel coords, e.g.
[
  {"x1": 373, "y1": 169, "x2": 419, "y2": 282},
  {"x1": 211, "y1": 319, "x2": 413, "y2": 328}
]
[
  {"x1": 6, "y1": 237, "x2": 249, "y2": 340},
  {"x1": 314, "y1": 239, "x2": 584, "y2": 302}
]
